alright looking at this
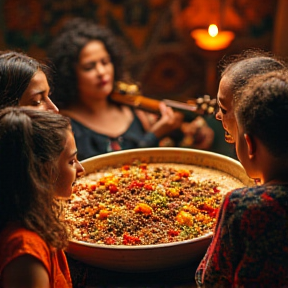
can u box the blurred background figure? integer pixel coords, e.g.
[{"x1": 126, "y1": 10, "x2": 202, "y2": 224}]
[
  {"x1": 48, "y1": 17, "x2": 214, "y2": 161},
  {"x1": 1, "y1": 0, "x2": 285, "y2": 161}
]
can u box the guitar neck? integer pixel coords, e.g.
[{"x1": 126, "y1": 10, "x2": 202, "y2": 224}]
[
  {"x1": 110, "y1": 92, "x2": 214, "y2": 121},
  {"x1": 162, "y1": 99, "x2": 197, "y2": 112},
  {"x1": 111, "y1": 92, "x2": 161, "y2": 113}
]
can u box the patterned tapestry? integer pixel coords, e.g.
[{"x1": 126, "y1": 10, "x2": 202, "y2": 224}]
[{"x1": 0, "y1": 0, "x2": 278, "y2": 100}]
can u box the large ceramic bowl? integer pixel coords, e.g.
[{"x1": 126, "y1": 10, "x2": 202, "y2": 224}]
[{"x1": 66, "y1": 148, "x2": 253, "y2": 272}]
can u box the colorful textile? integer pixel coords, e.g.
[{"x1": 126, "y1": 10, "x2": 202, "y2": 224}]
[
  {"x1": 195, "y1": 184, "x2": 288, "y2": 288},
  {"x1": 0, "y1": 223, "x2": 72, "y2": 288}
]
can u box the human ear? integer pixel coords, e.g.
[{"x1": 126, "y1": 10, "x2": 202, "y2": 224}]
[{"x1": 244, "y1": 133, "x2": 255, "y2": 159}]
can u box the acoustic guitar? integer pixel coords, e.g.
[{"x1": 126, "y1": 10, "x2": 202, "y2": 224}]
[{"x1": 111, "y1": 81, "x2": 216, "y2": 122}]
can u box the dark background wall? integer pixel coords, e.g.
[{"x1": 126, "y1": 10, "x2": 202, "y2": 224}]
[{"x1": 0, "y1": 0, "x2": 282, "y2": 101}]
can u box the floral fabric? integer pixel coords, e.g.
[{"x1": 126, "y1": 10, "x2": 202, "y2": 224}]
[{"x1": 195, "y1": 184, "x2": 288, "y2": 288}]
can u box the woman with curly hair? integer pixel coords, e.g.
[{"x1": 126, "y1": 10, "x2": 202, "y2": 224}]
[
  {"x1": 47, "y1": 17, "x2": 186, "y2": 161},
  {"x1": 0, "y1": 50, "x2": 58, "y2": 112},
  {"x1": 0, "y1": 107, "x2": 84, "y2": 288}
]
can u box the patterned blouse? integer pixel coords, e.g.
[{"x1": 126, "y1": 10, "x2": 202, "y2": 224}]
[{"x1": 195, "y1": 184, "x2": 288, "y2": 288}]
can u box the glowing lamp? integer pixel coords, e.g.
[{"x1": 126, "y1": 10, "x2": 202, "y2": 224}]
[{"x1": 191, "y1": 24, "x2": 235, "y2": 51}]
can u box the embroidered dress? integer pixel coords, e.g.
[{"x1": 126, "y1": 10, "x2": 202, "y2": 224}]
[{"x1": 195, "y1": 184, "x2": 288, "y2": 288}]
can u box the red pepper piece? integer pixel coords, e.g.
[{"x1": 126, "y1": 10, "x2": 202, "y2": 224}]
[
  {"x1": 144, "y1": 184, "x2": 153, "y2": 190},
  {"x1": 109, "y1": 184, "x2": 118, "y2": 193},
  {"x1": 198, "y1": 203, "x2": 218, "y2": 217},
  {"x1": 105, "y1": 237, "x2": 116, "y2": 245},
  {"x1": 213, "y1": 186, "x2": 220, "y2": 193},
  {"x1": 168, "y1": 229, "x2": 180, "y2": 237},
  {"x1": 122, "y1": 165, "x2": 130, "y2": 171},
  {"x1": 128, "y1": 181, "x2": 144, "y2": 190},
  {"x1": 122, "y1": 233, "x2": 141, "y2": 245}
]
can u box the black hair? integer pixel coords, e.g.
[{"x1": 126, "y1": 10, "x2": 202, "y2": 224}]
[
  {"x1": 235, "y1": 70, "x2": 288, "y2": 158},
  {"x1": 47, "y1": 17, "x2": 127, "y2": 108},
  {"x1": 0, "y1": 50, "x2": 53, "y2": 108},
  {"x1": 219, "y1": 49, "x2": 287, "y2": 104}
]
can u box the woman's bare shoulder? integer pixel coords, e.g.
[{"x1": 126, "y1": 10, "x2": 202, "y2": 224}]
[{"x1": 1, "y1": 254, "x2": 50, "y2": 288}]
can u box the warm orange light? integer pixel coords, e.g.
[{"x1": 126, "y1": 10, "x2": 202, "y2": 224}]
[
  {"x1": 191, "y1": 24, "x2": 235, "y2": 51},
  {"x1": 208, "y1": 24, "x2": 218, "y2": 37}
]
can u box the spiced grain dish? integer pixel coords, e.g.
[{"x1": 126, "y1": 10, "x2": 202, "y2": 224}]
[{"x1": 65, "y1": 162, "x2": 243, "y2": 246}]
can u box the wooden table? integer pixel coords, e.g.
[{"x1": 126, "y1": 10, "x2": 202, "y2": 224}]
[{"x1": 67, "y1": 255, "x2": 199, "y2": 288}]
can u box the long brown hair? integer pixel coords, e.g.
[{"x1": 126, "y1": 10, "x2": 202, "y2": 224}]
[{"x1": 0, "y1": 107, "x2": 71, "y2": 249}]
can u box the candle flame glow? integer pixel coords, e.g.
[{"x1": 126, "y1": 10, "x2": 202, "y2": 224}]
[
  {"x1": 191, "y1": 24, "x2": 235, "y2": 51},
  {"x1": 208, "y1": 24, "x2": 218, "y2": 37}
]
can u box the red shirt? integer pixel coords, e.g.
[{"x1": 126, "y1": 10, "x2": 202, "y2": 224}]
[{"x1": 0, "y1": 223, "x2": 72, "y2": 288}]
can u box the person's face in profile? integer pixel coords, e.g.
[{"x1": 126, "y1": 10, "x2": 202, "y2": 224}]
[
  {"x1": 215, "y1": 75, "x2": 238, "y2": 144},
  {"x1": 19, "y1": 70, "x2": 59, "y2": 113},
  {"x1": 54, "y1": 130, "x2": 85, "y2": 199}
]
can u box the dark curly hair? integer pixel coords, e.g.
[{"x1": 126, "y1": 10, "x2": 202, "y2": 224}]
[
  {"x1": 235, "y1": 70, "x2": 288, "y2": 158},
  {"x1": 0, "y1": 50, "x2": 53, "y2": 109},
  {"x1": 0, "y1": 107, "x2": 71, "y2": 249},
  {"x1": 218, "y1": 49, "x2": 287, "y2": 103},
  {"x1": 47, "y1": 17, "x2": 127, "y2": 109}
]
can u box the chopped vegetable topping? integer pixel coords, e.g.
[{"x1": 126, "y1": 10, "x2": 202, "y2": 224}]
[{"x1": 65, "y1": 162, "x2": 241, "y2": 245}]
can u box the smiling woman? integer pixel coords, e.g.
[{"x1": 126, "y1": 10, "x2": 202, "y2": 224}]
[
  {"x1": 196, "y1": 69, "x2": 288, "y2": 288},
  {"x1": 215, "y1": 49, "x2": 287, "y2": 144},
  {"x1": 0, "y1": 50, "x2": 58, "y2": 112}
]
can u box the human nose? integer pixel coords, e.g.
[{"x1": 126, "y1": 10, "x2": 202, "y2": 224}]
[
  {"x1": 95, "y1": 62, "x2": 106, "y2": 75},
  {"x1": 46, "y1": 97, "x2": 59, "y2": 113},
  {"x1": 76, "y1": 161, "x2": 85, "y2": 177},
  {"x1": 215, "y1": 108, "x2": 222, "y2": 121}
]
